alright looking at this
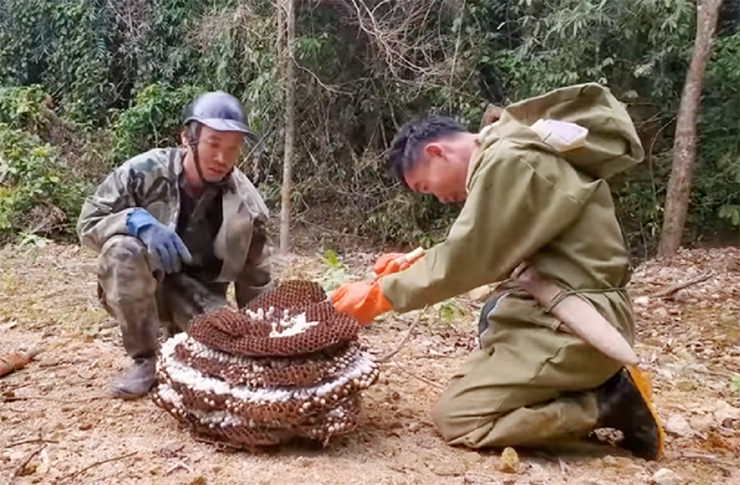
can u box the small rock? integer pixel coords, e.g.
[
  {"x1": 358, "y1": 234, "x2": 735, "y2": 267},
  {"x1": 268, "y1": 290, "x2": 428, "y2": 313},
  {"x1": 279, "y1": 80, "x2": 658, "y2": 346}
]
[
  {"x1": 673, "y1": 290, "x2": 690, "y2": 302},
  {"x1": 462, "y1": 451, "x2": 482, "y2": 465},
  {"x1": 98, "y1": 328, "x2": 117, "y2": 337},
  {"x1": 189, "y1": 477, "x2": 206, "y2": 485},
  {"x1": 689, "y1": 414, "x2": 713, "y2": 433},
  {"x1": 665, "y1": 414, "x2": 693, "y2": 437},
  {"x1": 34, "y1": 461, "x2": 49, "y2": 476},
  {"x1": 397, "y1": 407, "x2": 415, "y2": 418},
  {"x1": 602, "y1": 455, "x2": 618, "y2": 466},
  {"x1": 79, "y1": 422, "x2": 93, "y2": 431},
  {"x1": 674, "y1": 379, "x2": 696, "y2": 392},
  {"x1": 673, "y1": 348, "x2": 694, "y2": 362},
  {"x1": 633, "y1": 296, "x2": 650, "y2": 306},
  {"x1": 654, "y1": 308, "x2": 669, "y2": 320},
  {"x1": 713, "y1": 400, "x2": 740, "y2": 424},
  {"x1": 651, "y1": 468, "x2": 684, "y2": 485},
  {"x1": 407, "y1": 422, "x2": 422, "y2": 432},
  {"x1": 430, "y1": 460, "x2": 466, "y2": 477},
  {"x1": 38, "y1": 383, "x2": 54, "y2": 392},
  {"x1": 497, "y1": 447, "x2": 519, "y2": 474}
]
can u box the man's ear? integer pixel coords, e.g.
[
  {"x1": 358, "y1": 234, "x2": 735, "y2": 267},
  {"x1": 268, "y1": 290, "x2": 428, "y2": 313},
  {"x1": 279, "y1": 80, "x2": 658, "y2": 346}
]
[
  {"x1": 424, "y1": 142, "x2": 443, "y2": 158},
  {"x1": 180, "y1": 130, "x2": 190, "y2": 147}
]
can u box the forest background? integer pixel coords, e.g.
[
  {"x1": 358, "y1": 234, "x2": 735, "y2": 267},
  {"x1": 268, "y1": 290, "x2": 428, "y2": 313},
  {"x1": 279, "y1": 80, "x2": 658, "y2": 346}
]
[{"x1": 1, "y1": 0, "x2": 739, "y2": 262}]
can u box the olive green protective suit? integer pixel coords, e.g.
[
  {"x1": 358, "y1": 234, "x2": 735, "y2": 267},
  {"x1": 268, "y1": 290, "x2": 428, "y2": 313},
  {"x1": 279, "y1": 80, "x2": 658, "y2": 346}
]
[{"x1": 379, "y1": 83, "x2": 645, "y2": 449}]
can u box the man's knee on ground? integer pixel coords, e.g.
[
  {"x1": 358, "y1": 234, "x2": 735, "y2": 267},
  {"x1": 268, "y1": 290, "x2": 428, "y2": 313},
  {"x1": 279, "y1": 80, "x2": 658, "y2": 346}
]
[{"x1": 431, "y1": 388, "x2": 483, "y2": 444}]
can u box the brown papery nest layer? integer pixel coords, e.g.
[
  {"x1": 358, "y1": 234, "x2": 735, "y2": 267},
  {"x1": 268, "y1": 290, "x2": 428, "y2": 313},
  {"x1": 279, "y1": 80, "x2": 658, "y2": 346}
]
[{"x1": 151, "y1": 280, "x2": 380, "y2": 449}]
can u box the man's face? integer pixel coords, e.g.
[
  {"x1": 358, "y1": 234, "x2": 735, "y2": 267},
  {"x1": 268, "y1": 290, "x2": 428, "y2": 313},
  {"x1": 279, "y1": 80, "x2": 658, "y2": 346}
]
[
  {"x1": 183, "y1": 125, "x2": 244, "y2": 182},
  {"x1": 403, "y1": 136, "x2": 475, "y2": 203}
]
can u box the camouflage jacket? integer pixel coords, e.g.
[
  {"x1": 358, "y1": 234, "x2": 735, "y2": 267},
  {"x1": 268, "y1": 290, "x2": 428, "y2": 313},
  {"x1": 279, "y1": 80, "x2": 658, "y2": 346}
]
[{"x1": 76, "y1": 147, "x2": 273, "y2": 305}]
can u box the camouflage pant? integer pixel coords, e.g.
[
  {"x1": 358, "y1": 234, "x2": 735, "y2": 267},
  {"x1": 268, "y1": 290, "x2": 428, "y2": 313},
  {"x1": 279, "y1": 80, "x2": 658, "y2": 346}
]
[{"x1": 96, "y1": 235, "x2": 229, "y2": 360}]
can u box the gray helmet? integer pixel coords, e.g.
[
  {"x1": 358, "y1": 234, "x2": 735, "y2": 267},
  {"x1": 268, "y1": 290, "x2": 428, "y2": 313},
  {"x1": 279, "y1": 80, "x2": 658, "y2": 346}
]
[{"x1": 182, "y1": 91, "x2": 253, "y2": 135}]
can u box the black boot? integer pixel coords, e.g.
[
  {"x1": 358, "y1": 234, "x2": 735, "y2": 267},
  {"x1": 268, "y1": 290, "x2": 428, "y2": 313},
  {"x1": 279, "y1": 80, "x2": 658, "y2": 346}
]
[
  {"x1": 596, "y1": 366, "x2": 665, "y2": 460},
  {"x1": 110, "y1": 358, "x2": 157, "y2": 400}
]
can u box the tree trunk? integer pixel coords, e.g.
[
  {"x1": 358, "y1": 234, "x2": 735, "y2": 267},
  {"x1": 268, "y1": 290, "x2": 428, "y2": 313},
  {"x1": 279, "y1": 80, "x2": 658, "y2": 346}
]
[
  {"x1": 279, "y1": 0, "x2": 296, "y2": 253},
  {"x1": 657, "y1": 0, "x2": 723, "y2": 257}
]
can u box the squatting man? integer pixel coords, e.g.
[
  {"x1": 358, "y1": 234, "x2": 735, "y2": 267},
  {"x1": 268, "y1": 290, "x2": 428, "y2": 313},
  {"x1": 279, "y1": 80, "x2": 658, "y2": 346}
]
[
  {"x1": 331, "y1": 83, "x2": 665, "y2": 460},
  {"x1": 76, "y1": 91, "x2": 273, "y2": 399}
]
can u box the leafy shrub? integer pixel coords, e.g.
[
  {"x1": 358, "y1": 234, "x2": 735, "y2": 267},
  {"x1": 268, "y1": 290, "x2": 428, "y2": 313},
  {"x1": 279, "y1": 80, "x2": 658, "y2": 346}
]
[
  {"x1": 109, "y1": 83, "x2": 204, "y2": 163},
  {"x1": 0, "y1": 123, "x2": 90, "y2": 239},
  {"x1": 0, "y1": 84, "x2": 50, "y2": 133}
]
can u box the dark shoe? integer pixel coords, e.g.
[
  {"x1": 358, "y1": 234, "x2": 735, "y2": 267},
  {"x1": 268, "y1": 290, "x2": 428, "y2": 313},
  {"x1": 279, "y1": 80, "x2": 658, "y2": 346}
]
[
  {"x1": 110, "y1": 358, "x2": 156, "y2": 400},
  {"x1": 596, "y1": 366, "x2": 665, "y2": 460}
]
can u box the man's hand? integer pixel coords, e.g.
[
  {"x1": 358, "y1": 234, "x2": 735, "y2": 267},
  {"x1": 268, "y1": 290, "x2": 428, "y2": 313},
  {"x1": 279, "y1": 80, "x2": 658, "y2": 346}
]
[
  {"x1": 331, "y1": 280, "x2": 392, "y2": 326},
  {"x1": 126, "y1": 208, "x2": 192, "y2": 274},
  {"x1": 373, "y1": 248, "x2": 425, "y2": 278},
  {"x1": 373, "y1": 253, "x2": 408, "y2": 276}
]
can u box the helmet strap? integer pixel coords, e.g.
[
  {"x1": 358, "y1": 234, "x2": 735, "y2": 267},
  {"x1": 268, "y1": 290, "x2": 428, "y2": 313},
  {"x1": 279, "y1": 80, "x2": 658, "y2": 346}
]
[{"x1": 186, "y1": 123, "x2": 212, "y2": 189}]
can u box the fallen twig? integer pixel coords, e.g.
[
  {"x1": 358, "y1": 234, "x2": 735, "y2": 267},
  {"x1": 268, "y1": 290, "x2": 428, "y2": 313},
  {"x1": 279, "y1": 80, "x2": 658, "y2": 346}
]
[
  {"x1": 57, "y1": 451, "x2": 137, "y2": 483},
  {"x1": 376, "y1": 310, "x2": 424, "y2": 363},
  {"x1": 681, "y1": 451, "x2": 718, "y2": 462},
  {"x1": 11, "y1": 444, "x2": 45, "y2": 482},
  {"x1": 653, "y1": 271, "x2": 714, "y2": 298},
  {"x1": 1, "y1": 394, "x2": 108, "y2": 404},
  {"x1": 6, "y1": 438, "x2": 58, "y2": 448}
]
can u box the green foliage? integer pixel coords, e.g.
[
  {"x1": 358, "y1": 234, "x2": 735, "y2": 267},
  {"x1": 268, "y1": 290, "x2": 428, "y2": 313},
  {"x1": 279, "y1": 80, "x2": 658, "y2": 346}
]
[
  {"x1": 0, "y1": 123, "x2": 89, "y2": 238},
  {"x1": 316, "y1": 249, "x2": 358, "y2": 293},
  {"x1": 433, "y1": 299, "x2": 471, "y2": 327},
  {"x1": 0, "y1": 0, "x2": 111, "y2": 125},
  {"x1": 109, "y1": 83, "x2": 204, "y2": 163},
  {"x1": 695, "y1": 30, "x2": 740, "y2": 234},
  {"x1": 489, "y1": 0, "x2": 695, "y2": 118},
  {"x1": 0, "y1": 84, "x2": 49, "y2": 132},
  {"x1": 0, "y1": 0, "x2": 739, "y2": 252},
  {"x1": 730, "y1": 372, "x2": 740, "y2": 394}
]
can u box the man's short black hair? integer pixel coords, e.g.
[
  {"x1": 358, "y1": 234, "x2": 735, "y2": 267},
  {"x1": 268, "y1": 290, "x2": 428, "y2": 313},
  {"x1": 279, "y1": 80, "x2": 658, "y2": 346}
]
[{"x1": 388, "y1": 115, "x2": 468, "y2": 187}]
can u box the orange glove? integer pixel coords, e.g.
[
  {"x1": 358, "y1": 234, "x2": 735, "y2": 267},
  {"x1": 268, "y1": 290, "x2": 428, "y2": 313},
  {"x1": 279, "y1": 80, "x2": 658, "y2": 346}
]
[
  {"x1": 331, "y1": 280, "x2": 392, "y2": 326},
  {"x1": 373, "y1": 250, "x2": 424, "y2": 278},
  {"x1": 373, "y1": 252, "x2": 408, "y2": 277}
]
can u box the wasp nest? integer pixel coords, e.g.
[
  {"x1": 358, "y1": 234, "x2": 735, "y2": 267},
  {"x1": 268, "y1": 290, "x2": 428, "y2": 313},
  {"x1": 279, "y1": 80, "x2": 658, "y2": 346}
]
[{"x1": 151, "y1": 280, "x2": 379, "y2": 449}]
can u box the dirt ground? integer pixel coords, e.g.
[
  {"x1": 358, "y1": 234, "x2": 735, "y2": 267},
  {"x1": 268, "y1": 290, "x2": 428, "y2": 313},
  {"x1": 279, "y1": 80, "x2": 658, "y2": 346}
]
[{"x1": 1, "y1": 241, "x2": 739, "y2": 485}]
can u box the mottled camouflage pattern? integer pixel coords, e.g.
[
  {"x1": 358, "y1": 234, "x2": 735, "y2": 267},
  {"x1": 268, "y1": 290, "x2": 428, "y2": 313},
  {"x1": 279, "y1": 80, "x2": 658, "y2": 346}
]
[
  {"x1": 78, "y1": 148, "x2": 273, "y2": 360},
  {"x1": 97, "y1": 235, "x2": 230, "y2": 359},
  {"x1": 77, "y1": 147, "x2": 272, "y2": 291}
]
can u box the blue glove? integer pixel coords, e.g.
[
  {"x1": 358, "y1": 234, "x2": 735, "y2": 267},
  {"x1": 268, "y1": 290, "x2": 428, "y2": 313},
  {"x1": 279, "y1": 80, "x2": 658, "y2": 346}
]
[{"x1": 126, "y1": 208, "x2": 192, "y2": 274}]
